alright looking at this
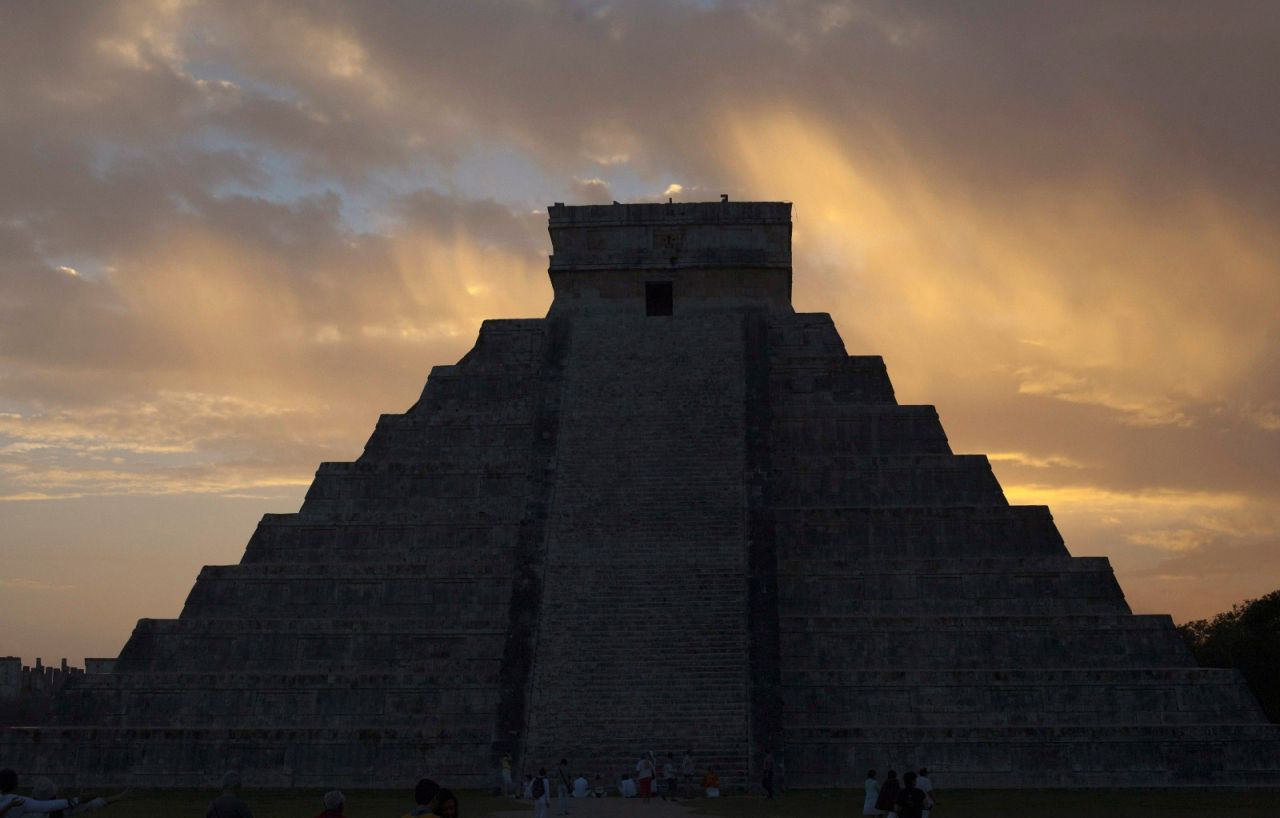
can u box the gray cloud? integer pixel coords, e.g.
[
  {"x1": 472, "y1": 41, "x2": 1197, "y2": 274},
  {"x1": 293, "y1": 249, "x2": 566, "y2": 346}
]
[{"x1": 1, "y1": 0, "x2": 1278, "y2": 660}]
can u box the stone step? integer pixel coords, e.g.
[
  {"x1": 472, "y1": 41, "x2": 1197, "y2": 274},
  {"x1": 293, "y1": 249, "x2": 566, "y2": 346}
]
[
  {"x1": 301, "y1": 470, "x2": 531, "y2": 508},
  {"x1": 781, "y1": 721, "x2": 1280, "y2": 788},
  {"x1": 241, "y1": 518, "x2": 521, "y2": 563},
  {"x1": 784, "y1": 664, "x2": 1267, "y2": 725},
  {"x1": 115, "y1": 619, "x2": 506, "y2": 673},
  {"x1": 289, "y1": 493, "x2": 530, "y2": 522},
  {"x1": 783, "y1": 596, "x2": 1129, "y2": 617},
  {"x1": 54, "y1": 682, "x2": 502, "y2": 728},
  {"x1": 780, "y1": 555, "x2": 1111, "y2": 574},
  {"x1": 783, "y1": 667, "x2": 1251, "y2": 686},
  {"x1": 772, "y1": 406, "x2": 951, "y2": 456},
  {"x1": 766, "y1": 313, "x2": 848, "y2": 357},
  {"x1": 181, "y1": 564, "x2": 512, "y2": 619},
  {"x1": 779, "y1": 556, "x2": 1129, "y2": 616},
  {"x1": 773, "y1": 505, "x2": 1068, "y2": 559},
  {"x1": 773, "y1": 454, "x2": 1006, "y2": 506},
  {"x1": 781, "y1": 614, "x2": 1193, "y2": 669},
  {"x1": 1, "y1": 725, "x2": 498, "y2": 788},
  {"x1": 780, "y1": 613, "x2": 1177, "y2": 629},
  {"x1": 769, "y1": 354, "x2": 897, "y2": 405}
]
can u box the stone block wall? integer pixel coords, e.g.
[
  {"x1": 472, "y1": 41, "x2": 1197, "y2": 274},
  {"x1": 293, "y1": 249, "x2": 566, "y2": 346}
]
[
  {"x1": 13, "y1": 318, "x2": 556, "y2": 788},
  {"x1": 518, "y1": 310, "x2": 754, "y2": 785},
  {"x1": 765, "y1": 311, "x2": 1279, "y2": 787}
]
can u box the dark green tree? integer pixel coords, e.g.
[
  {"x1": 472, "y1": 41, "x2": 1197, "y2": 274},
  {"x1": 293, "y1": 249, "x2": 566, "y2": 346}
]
[{"x1": 1177, "y1": 589, "x2": 1280, "y2": 724}]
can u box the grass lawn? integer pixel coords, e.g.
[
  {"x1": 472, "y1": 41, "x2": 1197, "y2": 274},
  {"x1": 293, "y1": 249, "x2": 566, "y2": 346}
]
[
  {"x1": 74, "y1": 788, "x2": 515, "y2": 817},
  {"x1": 687, "y1": 789, "x2": 1280, "y2": 818},
  {"x1": 56, "y1": 787, "x2": 1280, "y2": 817}
]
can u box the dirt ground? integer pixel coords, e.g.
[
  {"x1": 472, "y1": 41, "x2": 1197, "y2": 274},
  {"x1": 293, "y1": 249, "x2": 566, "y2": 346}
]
[{"x1": 54, "y1": 787, "x2": 1280, "y2": 818}]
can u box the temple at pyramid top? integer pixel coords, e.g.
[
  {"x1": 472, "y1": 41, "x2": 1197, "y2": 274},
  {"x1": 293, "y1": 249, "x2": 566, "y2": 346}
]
[{"x1": 546, "y1": 200, "x2": 794, "y2": 313}]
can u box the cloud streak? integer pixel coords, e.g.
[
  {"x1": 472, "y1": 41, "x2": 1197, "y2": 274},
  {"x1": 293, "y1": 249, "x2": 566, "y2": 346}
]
[{"x1": 1, "y1": 0, "x2": 1278, "y2": 660}]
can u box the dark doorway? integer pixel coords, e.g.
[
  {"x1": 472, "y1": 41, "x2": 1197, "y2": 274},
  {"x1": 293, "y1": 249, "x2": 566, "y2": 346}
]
[{"x1": 646, "y1": 281, "x2": 673, "y2": 316}]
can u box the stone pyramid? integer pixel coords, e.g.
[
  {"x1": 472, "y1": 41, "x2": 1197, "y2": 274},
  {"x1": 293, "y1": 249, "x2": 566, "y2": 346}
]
[{"x1": 7, "y1": 201, "x2": 1278, "y2": 788}]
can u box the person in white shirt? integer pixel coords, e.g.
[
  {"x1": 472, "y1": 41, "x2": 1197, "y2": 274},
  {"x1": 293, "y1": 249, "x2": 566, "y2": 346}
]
[
  {"x1": 29, "y1": 780, "x2": 124, "y2": 816},
  {"x1": 533, "y1": 768, "x2": 551, "y2": 818},
  {"x1": 635, "y1": 755, "x2": 655, "y2": 802},
  {"x1": 571, "y1": 776, "x2": 589, "y2": 798},
  {"x1": 0, "y1": 769, "x2": 74, "y2": 817},
  {"x1": 863, "y1": 769, "x2": 883, "y2": 815},
  {"x1": 917, "y1": 767, "x2": 935, "y2": 818}
]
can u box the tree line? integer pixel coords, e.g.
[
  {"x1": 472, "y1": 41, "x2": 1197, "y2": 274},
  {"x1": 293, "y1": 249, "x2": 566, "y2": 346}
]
[{"x1": 1177, "y1": 589, "x2": 1280, "y2": 723}]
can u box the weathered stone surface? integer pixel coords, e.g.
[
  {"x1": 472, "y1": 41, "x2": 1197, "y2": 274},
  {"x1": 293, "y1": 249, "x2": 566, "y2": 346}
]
[{"x1": 5, "y1": 200, "x2": 1278, "y2": 788}]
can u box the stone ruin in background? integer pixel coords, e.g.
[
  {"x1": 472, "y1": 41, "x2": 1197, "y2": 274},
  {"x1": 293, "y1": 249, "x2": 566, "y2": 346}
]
[{"x1": 5, "y1": 200, "x2": 1279, "y2": 788}]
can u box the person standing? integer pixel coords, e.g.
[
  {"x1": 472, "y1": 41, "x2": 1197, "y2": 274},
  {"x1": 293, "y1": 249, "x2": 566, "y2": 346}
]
[
  {"x1": 500, "y1": 753, "x2": 514, "y2": 797},
  {"x1": 532, "y1": 768, "x2": 550, "y2": 818},
  {"x1": 874, "y1": 769, "x2": 899, "y2": 818},
  {"x1": 680, "y1": 750, "x2": 695, "y2": 798},
  {"x1": 863, "y1": 769, "x2": 883, "y2": 816},
  {"x1": 894, "y1": 771, "x2": 928, "y2": 818},
  {"x1": 556, "y1": 758, "x2": 571, "y2": 815},
  {"x1": 434, "y1": 789, "x2": 459, "y2": 818},
  {"x1": 701, "y1": 768, "x2": 720, "y2": 798},
  {"x1": 917, "y1": 768, "x2": 935, "y2": 818},
  {"x1": 761, "y1": 750, "x2": 775, "y2": 799},
  {"x1": 402, "y1": 778, "x2": 442, "y2": 818},
  {"x1": 635, "y1": 754, "x2": 655, "y2": 803},
  {"x1": 661, "y1": 753, "x2": 677, "y2": 801},
  {"x1": 206, "y1": 771, "x2": 253, "y2": 818},
  {"x1": 311, "y1": 790, "x2": 344, "y2": 818}
]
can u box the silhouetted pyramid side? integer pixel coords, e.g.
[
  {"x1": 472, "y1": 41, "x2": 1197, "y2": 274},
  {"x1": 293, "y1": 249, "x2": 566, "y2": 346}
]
[
  {"x1": 14, "y1": 317, "x2": 558, "y2": 787},
  {"x1": 4, "y1": 201, "x2": 1277, "y2": 789},
  {"x1": 760, "y1": 312, "x2": 1276, "y2": 786}
]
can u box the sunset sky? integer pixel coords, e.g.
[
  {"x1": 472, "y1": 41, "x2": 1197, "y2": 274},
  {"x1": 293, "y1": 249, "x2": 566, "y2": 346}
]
[{"x1": 2, "y1": 1, "x2": 1278, "y2": 664}]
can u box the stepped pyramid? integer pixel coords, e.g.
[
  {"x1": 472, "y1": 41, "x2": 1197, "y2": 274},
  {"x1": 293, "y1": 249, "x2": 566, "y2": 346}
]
[{"x1": 6, "y1": 201, "x2": 1279, "y2": 788}]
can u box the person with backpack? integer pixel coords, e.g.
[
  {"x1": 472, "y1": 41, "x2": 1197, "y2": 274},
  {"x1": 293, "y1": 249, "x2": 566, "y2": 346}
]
[{"x1": 531, "y1": 768, "x2": 550, "y2": 818}]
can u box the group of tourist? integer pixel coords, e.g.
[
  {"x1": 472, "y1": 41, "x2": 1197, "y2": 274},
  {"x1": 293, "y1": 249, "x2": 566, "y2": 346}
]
[
  {"x1": 5, "y1": 758, "x2": 935, "y2": 815},
  {"x1": 0, "y1": 768, "x2": 465, "y2": 818},
  {"x1": 502, "y1": 748, "x2": 726, "y2": 812},
  {"x1": 205, "y1": 772, "x2": 461, "y2": 818},
  {"x1": 0, "y1": 768, "x2": 125, "y2": 817},
  {"x1": 863, "y1": 767, "x2": 936, "y2": 818}
]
